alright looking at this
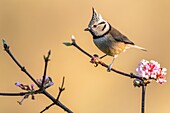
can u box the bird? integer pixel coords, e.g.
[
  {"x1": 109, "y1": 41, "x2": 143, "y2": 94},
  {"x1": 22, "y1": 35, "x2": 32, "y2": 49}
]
[{"x1": 84, "y1": 8, "x2": 147, "y2": 72}]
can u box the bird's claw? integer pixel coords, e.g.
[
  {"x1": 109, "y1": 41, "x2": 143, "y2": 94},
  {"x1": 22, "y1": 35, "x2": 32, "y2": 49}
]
[
  {"x1": 107, "y1": 66, "x2": 112, "y2": 72},
  {"x1": 90, "y1": 54, "x2": 101, "y2": 67}
]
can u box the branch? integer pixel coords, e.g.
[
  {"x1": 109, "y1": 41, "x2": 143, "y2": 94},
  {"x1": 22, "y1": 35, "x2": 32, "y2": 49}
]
[
  {"x1": 40, "y1": 103, "x2": 54, "y2": 113},
  {"x1": 70, "y1": 40, "x2": 143, "y2": 81},
  {"x1": 40, "y1": 76, "x2": 66, "y2": 113},
  {"x1": 71, "y1": 41, "x2": 92, "y2": 58},
  {"x1": 42, "y1": 86, "x2": 72, "y2": 113},
  {"x1": 0, "y1": 92, "x2": 30, "y2": 96},
  {"x1": 57, "y1": 76, "x2": 65, "y2": 101},
  {"x1": 0, "y1": 90, "x2": 41, "y2": 96},
  {"x1": 141, "y1": 81, "x2": 146, "y2": 113},
  {"x1": 2, "y1": 39, "x2": 73, "y2": 113},
  {"x1": 41, "y1": 50, "x2": 51, "y2": 89},
  {"x1": 2, "y1": 39, "x2": 40, "y2": 87}
]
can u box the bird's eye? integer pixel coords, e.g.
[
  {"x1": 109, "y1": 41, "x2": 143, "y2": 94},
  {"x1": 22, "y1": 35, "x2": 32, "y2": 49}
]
[
  {"x1": 98, "y1": 22, "x2": 105, "y2": 25},
  {"x1": 93, "y1": 25, "x2": 97, "y2": 28}
]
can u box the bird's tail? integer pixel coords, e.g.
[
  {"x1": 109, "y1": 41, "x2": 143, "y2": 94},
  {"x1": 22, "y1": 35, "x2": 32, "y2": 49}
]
[{"x1": 127, "y1": 44, "x2": 147, "y2": 51}]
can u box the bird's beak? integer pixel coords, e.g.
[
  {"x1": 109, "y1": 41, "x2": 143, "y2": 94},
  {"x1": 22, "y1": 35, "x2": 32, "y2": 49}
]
[{"x1": 84, "y1": 27, "x2": 90, "y2": 31}]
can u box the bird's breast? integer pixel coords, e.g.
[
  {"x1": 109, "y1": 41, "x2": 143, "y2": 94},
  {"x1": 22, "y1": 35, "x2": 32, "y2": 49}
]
[{"x1": 93, "y1": 36, "x2": 126, "y2": 56}]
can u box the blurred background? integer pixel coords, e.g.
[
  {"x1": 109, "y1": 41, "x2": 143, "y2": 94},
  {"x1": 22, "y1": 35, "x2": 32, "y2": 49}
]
[{"x1": 0, "y1": 0, "x2": 169, "y2": 113}]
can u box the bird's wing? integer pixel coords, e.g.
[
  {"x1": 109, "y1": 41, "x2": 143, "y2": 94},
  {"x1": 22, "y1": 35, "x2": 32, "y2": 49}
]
[{"x1": 110, "y1": 27, "x2": 135, "y2": 45}]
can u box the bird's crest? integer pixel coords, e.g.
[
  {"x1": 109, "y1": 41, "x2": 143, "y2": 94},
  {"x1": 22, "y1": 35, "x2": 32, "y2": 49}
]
[{"x1": 88, "y1": 8, "x2": 103, "y2": 27}]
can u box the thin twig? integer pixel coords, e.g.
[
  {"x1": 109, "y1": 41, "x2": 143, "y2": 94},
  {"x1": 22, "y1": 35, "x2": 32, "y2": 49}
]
[
  {"x1": 41, "y1": 76, "x2": 72, "y2": 112},
  {"x1": 0, "y1": 92, "x2": 30, "y2": 96},
  {"x1": 40, "y1": 76, "x2": 66, "y2": 113},
  {"x1": 57, "y1": 76, "x2": 65, "y2": 101},
  {"x1": 40, "y1": 103, "x2": 55, "y2": 113},
  {"x1": 100, "y1": 54, "x2": 107, "y2": 59},
  {"x1": 42, "y1": 90, "x2": 72, "y2": 113},
  {"x1": 0, "y1": 89, "x2": 41, "y2": 96},
  {"x1": 41, "y1": 50, "x2": 51, "y2": 89},
  {"x1": 2, "y1": 39, "x2": 40, "y2": 87},
  {"x1": 72, "y1": 41, "x2": 92, "y2": 58}
]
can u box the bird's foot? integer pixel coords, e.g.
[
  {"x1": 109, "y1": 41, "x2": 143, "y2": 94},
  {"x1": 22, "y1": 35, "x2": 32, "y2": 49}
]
[
  {"x1": 100, "y1": 54, "x2": 107, "y2": 59},
  {"x1": 90, "y1": 54, "x2": 101, "y2": 67},
  {"x1": 107, "y1": 65, "x2": 112, "y2": 72}
]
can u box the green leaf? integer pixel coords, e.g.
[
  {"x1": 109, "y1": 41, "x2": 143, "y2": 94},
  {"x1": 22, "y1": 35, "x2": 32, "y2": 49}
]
[{"x1": 63, "y1": 42, "x2": 72, "y2": 46}]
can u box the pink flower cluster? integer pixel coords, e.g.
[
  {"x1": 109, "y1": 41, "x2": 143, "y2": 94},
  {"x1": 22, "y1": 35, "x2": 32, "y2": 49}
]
[
  {"x1": 15, "y1": 75, "x2": 54, "y2": 105},
  {"x1": 136, "y1": 59, "x2": 167, "y2": 84},
  {"x1": 36, "y1": 75, "x2": 54, "y2": 88},
  {"x1": 15, "y1": 82, "x2": 35, "y2": 105}
]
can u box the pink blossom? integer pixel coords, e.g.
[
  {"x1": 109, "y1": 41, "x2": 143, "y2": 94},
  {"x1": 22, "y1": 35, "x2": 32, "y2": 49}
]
[
  {"x1": 15, "y1": 82, "x2": 21, "y2": 86},
  {"x1": 156, "y1": 68, "x2": 167, "y2": 84},
  {"x1": 36, "y1": 75, "x2": 54, "y2": 88},
  {"x1": 15, "y1": 82, "x2": 36, "y2": 105},
  {"x1": 156, "y1": 78, "x2": 167, "y2": 84},
  {"x1": 136, "y1": 59, "x2": 167, "y2": 84}
]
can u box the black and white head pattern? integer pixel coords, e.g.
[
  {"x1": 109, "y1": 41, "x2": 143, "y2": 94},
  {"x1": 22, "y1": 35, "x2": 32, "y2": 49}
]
[{"x1": 87, "y1": 8, "x2": 110, "y2": 37}]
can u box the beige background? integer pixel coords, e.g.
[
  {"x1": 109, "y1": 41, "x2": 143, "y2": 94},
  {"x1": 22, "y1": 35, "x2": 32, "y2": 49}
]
[{"x1": 0, "y1": 0, "x2": 169, "y2": 113}]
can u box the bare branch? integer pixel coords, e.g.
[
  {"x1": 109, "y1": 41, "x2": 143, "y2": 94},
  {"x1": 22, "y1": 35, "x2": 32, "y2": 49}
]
[
  {"x1": 0, "y1": 92, "x2": 30, "y2": 96},
  {"x1": 40, "y1": 76, "x2": 66, "y2": 113},
  {"x1": 0, "y1": 89, "x2": 41, "y2": 96},
  {"x1": 41, "y1": 50, "x2": 51, "y2": 89},
  {"x1": 40, "y1": 103, "x2": 55, "y2": 113},
  {"x1": 72, "y1": 41, "x2": 92, "y2": 58},
  {"x1": 42, "y1": 90, "x2": 73, "y2": 113},
  {"x1": 2, "y1": 39, "x2": 73, "y2": 113},
  {"x1": 71, "y1": 40, "x2": 144, "y2": 81},
  {"x1": 2, "y1": 39, "x2": 40, "y2": 87},
  {"x1": 141, "y1": 81, "x2": 146, "y2": 113},
  {"x1": 57, "y1": 76, "x2": 65, "y2": 101}
]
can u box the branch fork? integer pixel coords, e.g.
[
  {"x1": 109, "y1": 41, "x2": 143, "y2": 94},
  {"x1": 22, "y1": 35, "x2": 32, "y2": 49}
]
[{"x1": 1, "y1": 39, "x2": 73, "y2": 113}]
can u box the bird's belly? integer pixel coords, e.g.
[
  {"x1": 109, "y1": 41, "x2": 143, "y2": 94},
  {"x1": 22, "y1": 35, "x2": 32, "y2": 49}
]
[{"x1": 93, "y1": 37, "x2": 126, "y2": 56}]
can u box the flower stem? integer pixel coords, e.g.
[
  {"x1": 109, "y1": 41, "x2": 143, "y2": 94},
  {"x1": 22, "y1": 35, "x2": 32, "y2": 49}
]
[{"x1": 141, "y1": 83, "x2": 146, "y2": 113}]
